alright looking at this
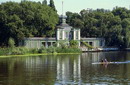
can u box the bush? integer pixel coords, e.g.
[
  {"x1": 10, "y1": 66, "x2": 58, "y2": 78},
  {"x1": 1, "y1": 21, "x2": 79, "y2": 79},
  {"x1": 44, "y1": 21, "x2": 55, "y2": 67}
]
[
  {"x1": 10, "y1": 47, "x2": 29, "y2": 55},
  {"x1": 59, "y1": 41, "x2": 68, "y2": 49},
  {"x1": 0, "y1": 48, "x2": 10, "y2": 55},
  {"x1": 11, "y1": 49, "x2": 22, "y2": 55},
  {"x1": 38, "y1": 47, "x2": 47, "y2": 53},
  {"x1": 55, "y1": 47, "x2": 81, "y2": 53},
  {"x1": 8, "y1": 37, "x2": 15, "y2": 48},
  {"x1": 70, "y1": 40, "x2": 78, "y2": 48},
  {"x1": 17, "y1": 47, "x2": 29, "y2": 54},
  {"x1": 30, "y1": 48, "x2": 39, "y2": 54},
  {"x1": 0, "y1": 46, "x2": 81, "y2": 56},
  {"x1": 47, "y1": 46, "x2": 56, "y2": 53}
]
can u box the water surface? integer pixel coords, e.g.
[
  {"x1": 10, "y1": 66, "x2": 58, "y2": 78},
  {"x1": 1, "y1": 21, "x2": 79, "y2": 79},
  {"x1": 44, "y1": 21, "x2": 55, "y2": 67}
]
[{"x1": 0, "y1": 51, "x2": 130, "y2": 85}]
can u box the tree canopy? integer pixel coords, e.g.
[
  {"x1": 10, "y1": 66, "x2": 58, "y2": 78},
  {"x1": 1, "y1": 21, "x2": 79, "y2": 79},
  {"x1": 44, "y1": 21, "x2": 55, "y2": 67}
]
[
  {"x1": 49, "y1": 0, "x2": 57, "y2": 11},
  {"x1": 66, "y1": 7, "x2": 130, "y2": 48},
  {"x1": 0, "y1": 1, "x2": 58, "y2": 46}
]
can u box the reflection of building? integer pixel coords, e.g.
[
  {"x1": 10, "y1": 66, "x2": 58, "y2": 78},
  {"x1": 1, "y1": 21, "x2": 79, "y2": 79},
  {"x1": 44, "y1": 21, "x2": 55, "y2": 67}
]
[
  {"x1": 56, "y1": 55, "x2": 81, "y2": 84},
  {"x1": 19, "y1": 15, "x2": 105, "y2": 48}
]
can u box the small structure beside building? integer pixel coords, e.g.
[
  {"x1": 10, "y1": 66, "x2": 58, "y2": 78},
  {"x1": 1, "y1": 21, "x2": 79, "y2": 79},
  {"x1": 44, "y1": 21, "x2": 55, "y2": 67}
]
[{"x1": 19, "y1": 15, "x2": 105, "y2": 50}]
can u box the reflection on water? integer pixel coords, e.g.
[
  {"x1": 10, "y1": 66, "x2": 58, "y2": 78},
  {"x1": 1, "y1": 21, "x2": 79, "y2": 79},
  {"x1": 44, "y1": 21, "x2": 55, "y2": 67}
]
[{"x1": 0, "y1": 51, "x2": 130, "y2": 85}]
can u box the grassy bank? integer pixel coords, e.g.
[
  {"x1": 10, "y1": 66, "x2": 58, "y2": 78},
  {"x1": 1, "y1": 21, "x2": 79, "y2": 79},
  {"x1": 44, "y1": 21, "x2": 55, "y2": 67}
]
[
  {"x1": 0, "y1": 47, "x2": 81, "y2": 57},
  {"x1": 0, "y1": 53, "x2": 80, "y2": 58}
]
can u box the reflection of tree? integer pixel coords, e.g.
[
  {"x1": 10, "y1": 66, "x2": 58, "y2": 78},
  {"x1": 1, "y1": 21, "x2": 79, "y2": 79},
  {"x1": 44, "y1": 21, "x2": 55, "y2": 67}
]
[{"x1": 0, "y1": 56, "x2": 57, "y2": 85}]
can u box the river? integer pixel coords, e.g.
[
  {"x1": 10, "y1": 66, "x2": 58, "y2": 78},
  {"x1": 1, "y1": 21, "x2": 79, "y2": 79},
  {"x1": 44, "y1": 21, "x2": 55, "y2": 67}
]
[{"x1": 0, "y1": 51, "x2": 130, "y2": 85}]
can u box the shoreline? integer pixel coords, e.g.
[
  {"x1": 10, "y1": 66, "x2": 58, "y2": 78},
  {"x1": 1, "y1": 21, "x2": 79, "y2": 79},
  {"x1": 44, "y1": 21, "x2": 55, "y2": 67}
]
[
  {"x1": 1, "y1": 48, "x2": 130, "y2": 58},
  {"x1": 0, "y1": 53, "x2": 81, "y2": 58}
]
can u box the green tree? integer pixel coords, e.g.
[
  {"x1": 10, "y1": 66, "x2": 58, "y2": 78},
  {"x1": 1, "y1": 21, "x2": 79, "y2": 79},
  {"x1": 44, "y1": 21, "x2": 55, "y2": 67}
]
[
  {"x1": 66, "y1": 8, "x2": 130, "y2": 48},
  {"x1": 112, "y1": 7, "x2": 129, "y2": 20},
  {"x1": 0, "y1": 1, "x2": 58, "y2": 46},
  {"x1": 49, "y1": 0, "x2": 56, "y2": 11}
]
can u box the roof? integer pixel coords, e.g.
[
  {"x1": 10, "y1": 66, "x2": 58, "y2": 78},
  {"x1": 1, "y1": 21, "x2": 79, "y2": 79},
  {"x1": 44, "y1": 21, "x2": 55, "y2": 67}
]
[
  {"x1": 57, "y1": 23, "x2": 72, "y2": 28},
  {"x1": 57, "y1": 16, "x2": 72, "y2": 30},
  {"x1": 24, "y1": 37, "x2": 56, "y2": 41},
  {"x1": 81, "y1": 38, "x2": 105, "y2": 41}
]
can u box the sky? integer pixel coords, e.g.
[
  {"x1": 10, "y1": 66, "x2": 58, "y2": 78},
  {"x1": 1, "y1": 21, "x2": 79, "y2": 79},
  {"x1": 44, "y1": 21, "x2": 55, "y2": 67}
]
[{"x1": 0, "y1": 0, "x2": 130, "y2": 15}]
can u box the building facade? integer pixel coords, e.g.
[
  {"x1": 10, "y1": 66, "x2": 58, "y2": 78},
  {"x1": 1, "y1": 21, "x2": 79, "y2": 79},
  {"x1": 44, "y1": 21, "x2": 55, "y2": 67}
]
[{"x1": 19, "y1": 16, "x2": 105, "y2": 49}]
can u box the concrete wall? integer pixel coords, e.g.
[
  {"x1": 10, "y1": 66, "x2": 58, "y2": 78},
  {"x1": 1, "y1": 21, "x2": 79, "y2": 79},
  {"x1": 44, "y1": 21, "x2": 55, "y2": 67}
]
[{"x1": 22, "y1": 38, "x2": 56, "y2": 48}]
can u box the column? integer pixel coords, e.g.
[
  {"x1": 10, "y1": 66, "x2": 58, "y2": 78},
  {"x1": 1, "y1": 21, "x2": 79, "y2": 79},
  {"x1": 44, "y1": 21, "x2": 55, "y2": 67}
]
[
  {"x1": 93, "y1": 41, "x2": 95, "y2": 47},
  {"x1": 57, "y1": 30, "x2": 59, "y2": 40},
  {"x1": 78, "y1": 29, "x2": 80, "y2": 40},
  {"x1": 45, "y1": 42, "x2": 48, "y2": 48},
  {"x1": 57, "y1": 42, "x2": 59, "y2": 47},
  {"x1": 62, "y1": 30, "x2": 64, "y2": 40},
  {"x1": 73, "y1": 30, "x2": 76, "y2": 40},
  {"x1": 78, "y1": 41, "x2": 80, "y2": 47}
]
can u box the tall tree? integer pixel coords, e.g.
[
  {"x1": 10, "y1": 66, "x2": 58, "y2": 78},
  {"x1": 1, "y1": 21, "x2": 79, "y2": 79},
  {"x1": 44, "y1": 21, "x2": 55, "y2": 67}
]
[{"x1": 49, "y1": 0, "x2": 56, "y2": 11}]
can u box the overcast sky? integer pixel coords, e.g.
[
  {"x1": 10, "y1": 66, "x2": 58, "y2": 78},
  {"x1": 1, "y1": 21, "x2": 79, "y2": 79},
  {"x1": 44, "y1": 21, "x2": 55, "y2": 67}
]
[{"x1": 0, "y1": 0, "x2": 130, "y2": 15}]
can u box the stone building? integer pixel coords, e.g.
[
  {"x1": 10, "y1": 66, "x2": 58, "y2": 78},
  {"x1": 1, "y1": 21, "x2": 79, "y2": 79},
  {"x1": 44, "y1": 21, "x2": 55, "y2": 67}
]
[{"x1": 19, "y1": 16, "x2": 105, "y2": 49}]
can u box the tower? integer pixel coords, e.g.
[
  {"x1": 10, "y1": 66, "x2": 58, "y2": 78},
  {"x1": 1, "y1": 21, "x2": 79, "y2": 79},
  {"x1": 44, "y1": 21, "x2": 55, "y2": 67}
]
[{"x1": 56, "y1": 1, "x2": 81, "y2": 47}]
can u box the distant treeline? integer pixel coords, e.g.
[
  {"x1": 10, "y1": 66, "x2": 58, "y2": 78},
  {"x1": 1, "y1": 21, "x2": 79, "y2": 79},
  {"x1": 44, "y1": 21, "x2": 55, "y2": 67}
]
[
  {"x1": 0, "y1": 0, "x2": 130, "y2": 48},
  {"x1": 0, "y1": 0, "x2": 58, "y2": 46},
  {"x1": 66, "y1": 7, "x2": 130, "y2": 48}
]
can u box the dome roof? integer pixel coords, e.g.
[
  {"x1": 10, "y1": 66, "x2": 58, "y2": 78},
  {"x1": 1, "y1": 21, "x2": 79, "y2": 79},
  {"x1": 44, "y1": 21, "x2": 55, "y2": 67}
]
[{"x1": 57, "y1": 15, "x2": 72, "y2": 30}]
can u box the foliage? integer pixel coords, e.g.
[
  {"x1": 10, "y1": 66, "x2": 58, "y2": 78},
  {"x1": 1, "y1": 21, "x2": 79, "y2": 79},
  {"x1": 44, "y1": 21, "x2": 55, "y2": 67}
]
[
  {"x1": 82, "y1": 42, "x2": 94, "y2": 49},
  {"x1": 0, "y1": 47, "x2": 29, "y2": 55},
  {"x1": 55, "y1": 47, "x2": 81, "y2": 53},
  {"x1": 58, "y1": 41, "x2": 68, "y2": 49},
  {"x1": 69, "y1": 40, "x2": 78, "y2": 48},
  {"x1": 11, "y1": 47, "x2": 29, "y2": 55},
  {"x1": 46, "y1": 46, "x2": 56, "y2": 53},
  {"x1": 38, "y1": 46, "x2": 47, "y2": 53},
  {"x1": 49, "y1": 0, "x2": 56, "y2": 11},
  {"x1": 8, "y1": 37, "x2": 15, "y2": 48},
  {"x1": 0, "y1": 46, "x2": 81, "y2": 56},
  {"x1": 0, "y1": 1, "x2": 58, "y2": 46},
  {"x1": 66, "y1": 7, "x2": 130, "y2": 48}
]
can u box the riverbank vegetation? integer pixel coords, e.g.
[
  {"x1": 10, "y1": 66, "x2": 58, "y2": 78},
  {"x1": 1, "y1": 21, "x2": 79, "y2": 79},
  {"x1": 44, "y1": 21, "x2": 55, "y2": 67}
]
[
  {"x1": 0, "y1": 46, "x2": 81, "y2": 56},
  {"x1": 0, "y1": 39, "x2": 81, "y2": 56}
]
